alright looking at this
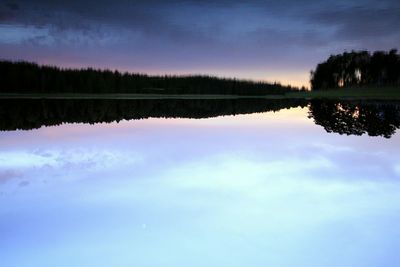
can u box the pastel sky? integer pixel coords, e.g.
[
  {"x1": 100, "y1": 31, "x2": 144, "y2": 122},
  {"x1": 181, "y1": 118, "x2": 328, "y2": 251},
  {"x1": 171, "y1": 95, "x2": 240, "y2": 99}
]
[{"x1": 0, "y1": 0, "x2": 400, "y2": 87}]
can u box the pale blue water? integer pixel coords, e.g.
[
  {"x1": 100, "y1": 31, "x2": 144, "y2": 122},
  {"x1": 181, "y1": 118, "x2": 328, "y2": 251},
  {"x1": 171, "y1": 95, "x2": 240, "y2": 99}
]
[{"x1": 1, "y1": 107, "x2": 400, "y2": 267}]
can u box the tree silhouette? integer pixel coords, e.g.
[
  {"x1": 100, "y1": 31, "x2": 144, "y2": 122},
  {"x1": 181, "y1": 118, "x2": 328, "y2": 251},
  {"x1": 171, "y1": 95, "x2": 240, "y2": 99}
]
[
  {"x1": 0, "y1": 61, "x2": 295, "y2": 95},
  {"x1": 311, "y1": 49, "x2": 400, "y2": 90}
]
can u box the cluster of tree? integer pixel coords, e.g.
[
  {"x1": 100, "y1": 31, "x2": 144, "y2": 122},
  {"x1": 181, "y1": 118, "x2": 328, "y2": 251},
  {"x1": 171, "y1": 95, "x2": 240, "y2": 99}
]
[
  {"x1": 0, "y1": 61, "x2": 297, "y2": 95},
  {"x1": 308, "y1": 100, "x2": 400, "y2": 138},
  {"x1": 0, "y1": 98, "x2": 307, "y2": 131},
  {"x1": 310, "y1": 49, "x2": 400, "y2": 90}
]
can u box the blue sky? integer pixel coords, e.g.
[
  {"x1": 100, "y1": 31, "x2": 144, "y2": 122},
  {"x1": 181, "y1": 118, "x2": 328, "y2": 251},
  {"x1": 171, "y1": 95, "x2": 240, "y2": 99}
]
[{"x1": 0, "y1": 0, "x2": 399, "y2": 87}]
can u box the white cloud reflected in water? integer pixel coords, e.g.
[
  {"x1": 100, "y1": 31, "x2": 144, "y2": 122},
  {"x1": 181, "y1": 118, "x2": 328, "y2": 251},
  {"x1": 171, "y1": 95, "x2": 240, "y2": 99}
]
[{"x1": 0, "y1": 149, "x2": 143, "y2": 186}]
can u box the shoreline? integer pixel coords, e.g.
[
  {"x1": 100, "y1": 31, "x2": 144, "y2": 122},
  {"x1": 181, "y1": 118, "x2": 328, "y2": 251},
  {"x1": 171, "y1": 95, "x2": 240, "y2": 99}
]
[
  {"x1": 0, "y1": 93, "x2": 288, "y2": 100},
  {"x1": 1, "y1": 94, "x2": 400, "y2": 101}
]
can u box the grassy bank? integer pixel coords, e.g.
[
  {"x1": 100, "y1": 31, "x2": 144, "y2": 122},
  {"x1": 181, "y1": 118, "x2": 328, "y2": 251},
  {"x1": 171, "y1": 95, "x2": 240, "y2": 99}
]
[
  {"x1": 0, "y1": 87, "x2": 399, "y2": 100},
  {"x1": 0, "y1": 93, "x2": 286, "y2": 100},
  {"x1": 285, "y1": 86, "x2": 400, "y2": 100}
]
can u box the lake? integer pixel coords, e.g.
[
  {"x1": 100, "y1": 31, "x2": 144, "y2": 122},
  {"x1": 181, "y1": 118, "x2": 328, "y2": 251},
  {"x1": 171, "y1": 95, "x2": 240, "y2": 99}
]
[{"x1": 1, "y1": 99, "x2": 400, "y2": 267}]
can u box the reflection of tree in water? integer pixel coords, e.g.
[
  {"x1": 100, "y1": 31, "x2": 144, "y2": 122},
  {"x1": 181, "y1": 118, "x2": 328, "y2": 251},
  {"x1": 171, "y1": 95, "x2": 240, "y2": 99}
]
[
  {"x1": 0, "y1": 98, "x2": 307, "y2": 131},
  {"x1": 308, "y1": 100, "x2": 400, "y2": 138}
]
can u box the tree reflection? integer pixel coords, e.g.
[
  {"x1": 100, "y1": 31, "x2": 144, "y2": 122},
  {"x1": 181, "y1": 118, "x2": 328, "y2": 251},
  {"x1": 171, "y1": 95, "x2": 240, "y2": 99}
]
[
  {"x1": 2, "y1": 98, "x2": 399, "y2": 138},
  {"x1": 308, "y1": 100, "x2": 400, "y2": 138},
  {"x1": 0, "y1": 98, "x2": 307, "y2": 131}
]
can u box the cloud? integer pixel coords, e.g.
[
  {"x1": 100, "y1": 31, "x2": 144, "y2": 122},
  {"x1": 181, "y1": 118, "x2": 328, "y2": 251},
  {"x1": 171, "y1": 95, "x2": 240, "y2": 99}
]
[
  {"x1": 167, "y1": 153, "x2": 336, "y2": 195},
  {"x1": 394, "y1": 164, "x2": 400, "y2": 176},
  {"x1": 2, "y1": 0, "x2": 398, "y2": 47},
  {"x1": 0, "y1": 24, "x2": 52, "y2": 44},
  {"x1": 0, "y1": 170, "x2": 21, "y2": 184},
  {"x1": 309, "y1": 4, "x2": 400, "y2": 43},
  {"x1": 0, "y1": 149, "x2": 142, "y2": 172}
]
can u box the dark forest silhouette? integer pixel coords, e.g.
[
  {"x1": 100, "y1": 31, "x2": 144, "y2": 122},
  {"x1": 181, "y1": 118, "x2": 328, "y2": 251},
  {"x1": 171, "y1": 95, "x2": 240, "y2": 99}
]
[
  {"x1": 0, "y1": 61, "x2": 296, "y2": 95},
  {"x1": 0, "y1": 98, "x2": 307, "y2": 131},
  {"x1": 308, "y1": 100, "x2": 400, "y2": 138},
  {"x1": 311, "y1": 49, "x2": 400, "y2": 90}
]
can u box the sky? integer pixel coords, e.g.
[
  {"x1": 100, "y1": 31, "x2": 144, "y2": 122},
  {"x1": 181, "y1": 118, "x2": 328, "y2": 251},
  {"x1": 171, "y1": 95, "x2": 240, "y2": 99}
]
[{"x1": 0, "y1": 0, "x2": 399, "y2": 87}]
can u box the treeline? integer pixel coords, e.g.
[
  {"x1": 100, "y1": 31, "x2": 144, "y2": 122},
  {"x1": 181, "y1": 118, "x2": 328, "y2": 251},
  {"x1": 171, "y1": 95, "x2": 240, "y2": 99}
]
[
  {"x1": 311, "y1": 49, "x2": 400, "y2": 90},
  {"x1": 0, "y1": 98, "x2": 307, "y2": 131},
  {"x1": 0, "y1": 61, "x2": 296, "y2": 95}
]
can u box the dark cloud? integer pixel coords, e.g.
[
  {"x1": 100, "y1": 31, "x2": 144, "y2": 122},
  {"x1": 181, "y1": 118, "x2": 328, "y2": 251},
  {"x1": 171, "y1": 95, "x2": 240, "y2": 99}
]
[
  {"x1": 0, "y1": 170, "x2": 21, "y2": 184},
  {"x1": 18, "y1": 180, "x2": 29, "y2": 187},
  {"x1": 310, "y1": 4, "x2": 400, "y2": 42},
  {"x1": 2, "y1": 0, "x2": 399, "y2": 45},
  {"x1": 6, "y1": 2, "x2": 19, "y2": 10}
]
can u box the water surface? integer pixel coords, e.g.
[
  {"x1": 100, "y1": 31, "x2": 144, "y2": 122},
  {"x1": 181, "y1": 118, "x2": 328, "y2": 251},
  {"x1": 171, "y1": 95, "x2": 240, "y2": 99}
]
[{"x1": 1, "y1": 100, "x2": 400, "y2": 267}]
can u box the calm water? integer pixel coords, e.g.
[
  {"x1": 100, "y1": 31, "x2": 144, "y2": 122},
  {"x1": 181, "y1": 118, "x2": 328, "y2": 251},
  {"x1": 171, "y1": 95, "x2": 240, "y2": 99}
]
[{"x1": 1, "y1": 100, "x2": 400, "y2": 267}]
